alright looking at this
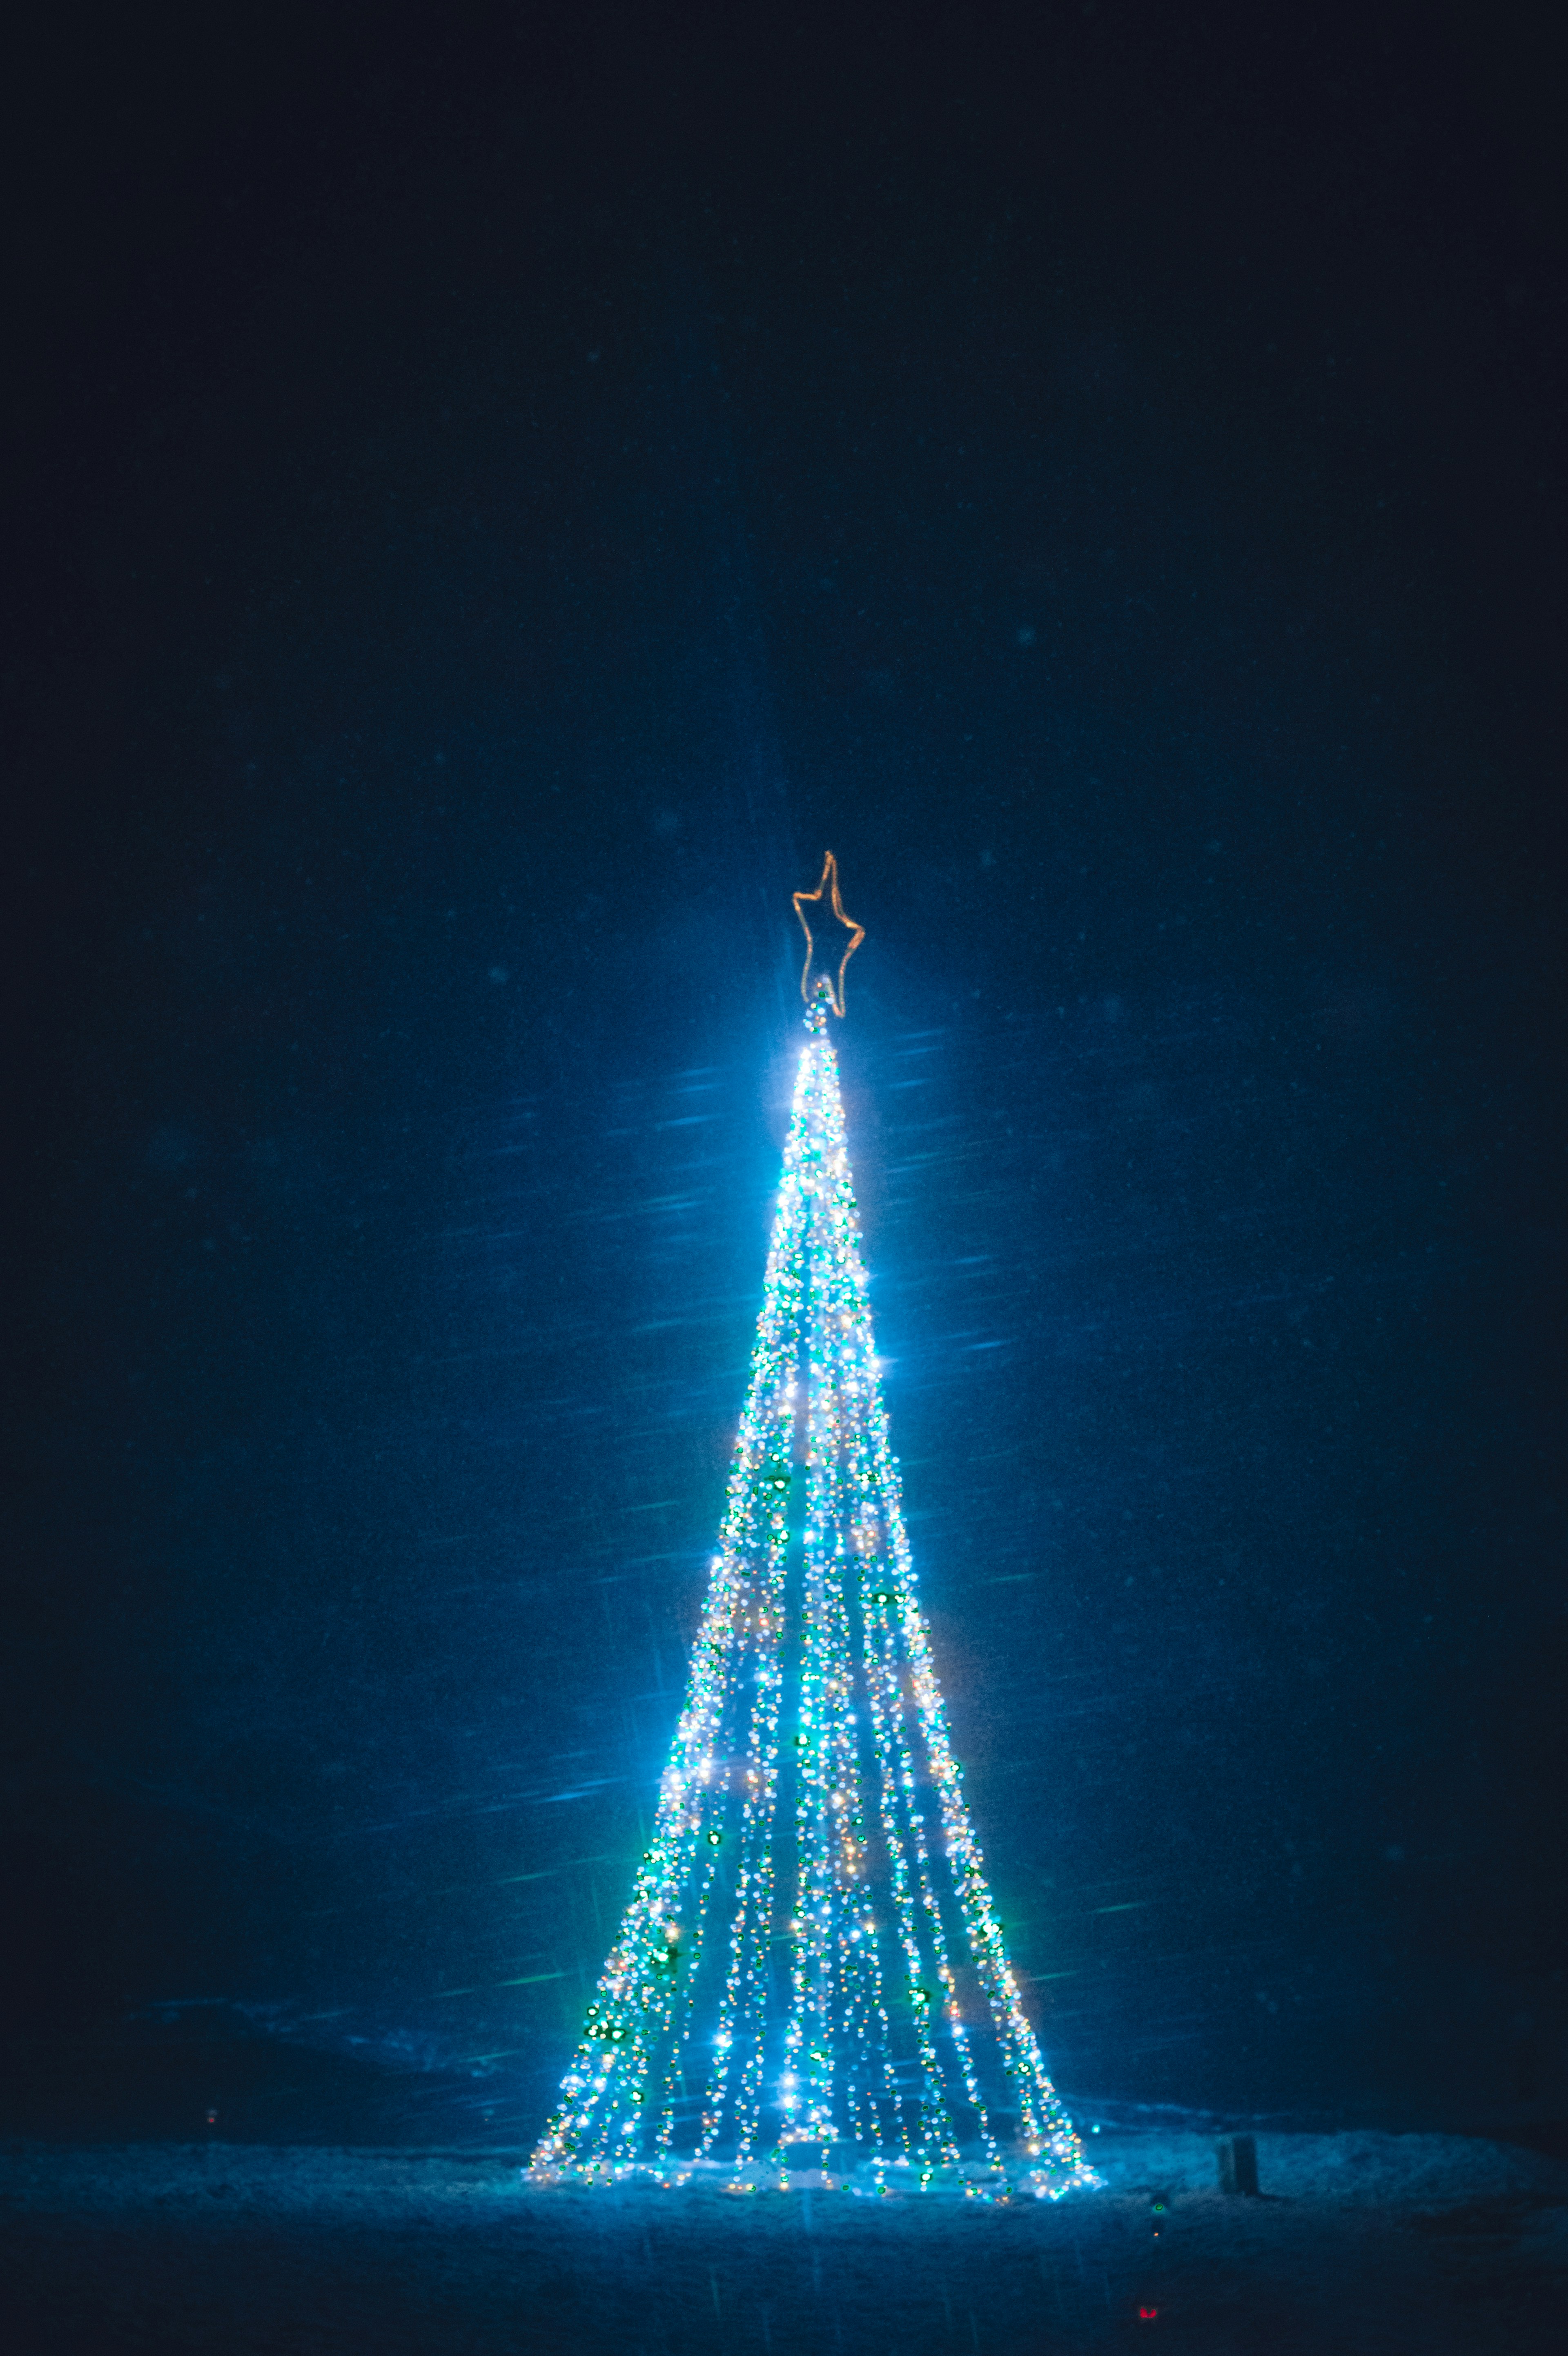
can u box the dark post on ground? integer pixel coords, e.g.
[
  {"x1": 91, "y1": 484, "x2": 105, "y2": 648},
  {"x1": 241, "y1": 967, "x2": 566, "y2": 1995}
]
[{"x1": 1216, "y1": 2133, "x2": 1261, "y2": 2196}]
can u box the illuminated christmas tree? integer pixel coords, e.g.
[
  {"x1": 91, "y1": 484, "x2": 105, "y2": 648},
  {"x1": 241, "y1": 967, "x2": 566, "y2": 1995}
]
[{"x1": 530, "y1": 860, "x2": 1094, "y2": 2196}]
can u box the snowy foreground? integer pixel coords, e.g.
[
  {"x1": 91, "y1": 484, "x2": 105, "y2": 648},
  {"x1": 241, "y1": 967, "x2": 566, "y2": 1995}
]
[{"x1": 3, "y1": 2129, "x2": 1565, "y2": 2353}]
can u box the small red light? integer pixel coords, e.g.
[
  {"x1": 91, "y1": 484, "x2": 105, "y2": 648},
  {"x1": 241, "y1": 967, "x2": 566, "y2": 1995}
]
[{"x1": 1138, "y1": 2308, "x2": 1158, "y2": 2321}]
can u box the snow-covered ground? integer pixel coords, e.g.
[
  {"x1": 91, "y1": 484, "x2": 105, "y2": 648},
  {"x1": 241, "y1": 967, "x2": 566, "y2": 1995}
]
[{"x1": 4, "y1": 2130, "x2": 1565, "y2": 2352}]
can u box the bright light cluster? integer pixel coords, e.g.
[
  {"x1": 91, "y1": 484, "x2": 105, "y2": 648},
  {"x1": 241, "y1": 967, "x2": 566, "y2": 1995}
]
[{"x1": 529, "y1": 993, "x2": 1096, "y2": 2197}]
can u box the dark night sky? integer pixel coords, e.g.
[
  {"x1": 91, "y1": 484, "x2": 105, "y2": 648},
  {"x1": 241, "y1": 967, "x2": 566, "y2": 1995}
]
[{"x1": 7, "y1": 2, "x2": 1564, "y2": 2142}]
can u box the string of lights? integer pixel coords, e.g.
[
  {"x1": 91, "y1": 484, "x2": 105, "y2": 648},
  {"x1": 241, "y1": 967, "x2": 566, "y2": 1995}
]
[{"x1": 529, "y1": 989, "x2": 1097, "y2": 2197}]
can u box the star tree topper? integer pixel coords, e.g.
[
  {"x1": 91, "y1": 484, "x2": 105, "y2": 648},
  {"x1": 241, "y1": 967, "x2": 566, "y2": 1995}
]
[{"x1": 793, "y1": 852, "x2": 865, "y2": 1015}]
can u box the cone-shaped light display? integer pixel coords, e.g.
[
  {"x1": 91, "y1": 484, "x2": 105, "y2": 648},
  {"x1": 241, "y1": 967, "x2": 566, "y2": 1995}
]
[{"x1": 530, "y1": 988, "x2": 1095, "y2": 2196}]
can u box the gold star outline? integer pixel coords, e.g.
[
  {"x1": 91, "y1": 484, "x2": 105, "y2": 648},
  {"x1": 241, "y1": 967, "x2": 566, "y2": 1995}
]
[{"x1": 793, "y1": 853, "x2": 865, "y2": 1016}]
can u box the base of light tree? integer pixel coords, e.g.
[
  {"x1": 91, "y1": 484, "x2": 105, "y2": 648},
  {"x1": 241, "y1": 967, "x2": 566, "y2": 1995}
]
[{"x1": 527, "y1": 2145, "x2": 1101, "y2": 2200}]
